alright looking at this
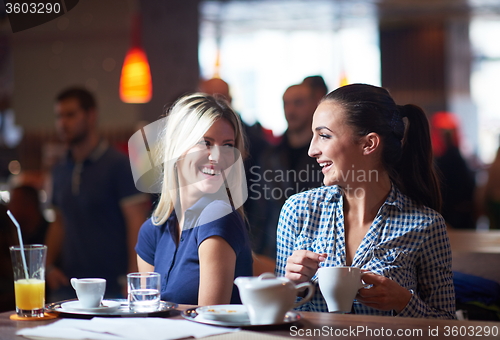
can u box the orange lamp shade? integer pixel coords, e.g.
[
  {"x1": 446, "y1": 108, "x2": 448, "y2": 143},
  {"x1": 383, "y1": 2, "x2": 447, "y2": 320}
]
[{"x1": 120, "y1": 47, "x2": 152, "y2": 103}]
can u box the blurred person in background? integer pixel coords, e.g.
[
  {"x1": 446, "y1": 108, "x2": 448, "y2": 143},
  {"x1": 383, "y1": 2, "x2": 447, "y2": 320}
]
[
  {"x1": 431, "y1": 111, "x2": 476, "y2": 229},
  {"x1": 7, "y1": 185, "x2": 49, "y2": 245},
  {"x1": 480, "y1": 138, "x2": 500, "y2": 229},
  {"x1": 251, "y1": 83, "x2": 323, "y2": 259},
  {"x1": 0, "y1": 204, "x2": 16, "y2": 312},
  {"x1": 302, "y1": 75, "x2": 328, "y2": 104},
  {"x1": 46, "y1": 87, "x2": 150, "y2": 301}
]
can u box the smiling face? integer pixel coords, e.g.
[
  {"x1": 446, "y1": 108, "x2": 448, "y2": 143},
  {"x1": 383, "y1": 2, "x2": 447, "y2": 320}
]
[
  {"x1": 177, "y1": 118, "x2": 236, "y2": 197},
  {"x1": 308, "y1": 101, "x2": 366, "y2": 187}
]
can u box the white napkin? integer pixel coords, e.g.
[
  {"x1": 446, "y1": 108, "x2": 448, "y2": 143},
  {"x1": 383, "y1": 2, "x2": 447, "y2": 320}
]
[{"x1": 17, "y1": 317, "x2": 239, "y2": 340}]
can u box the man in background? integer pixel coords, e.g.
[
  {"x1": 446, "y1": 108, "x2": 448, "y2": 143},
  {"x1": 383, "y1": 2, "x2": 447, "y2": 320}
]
[
  {"x1": 302, "y1": 75, "x2": 328, "y2": 103},
  {"x1": 46, "y1": 87, "x2": 149, "y2": 300},
  {"x1": 251, "y1": 83, "x2": 323, "y2": 258}
]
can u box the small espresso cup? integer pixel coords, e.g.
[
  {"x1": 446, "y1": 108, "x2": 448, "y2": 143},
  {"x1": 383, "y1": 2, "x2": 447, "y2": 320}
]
[
  {"x1": 317, "y1": 266, "x2": 368, "y2": 313},
  {"x1": 70, "y1": 278, "x2": 106, "y2": 308}
]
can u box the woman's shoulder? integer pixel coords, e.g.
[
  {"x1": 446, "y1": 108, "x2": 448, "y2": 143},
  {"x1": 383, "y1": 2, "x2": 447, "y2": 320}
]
[
  {"x1": 141, "y1": 217, "x2": 156, "y2": 229},
  {"x1": 198, "y1": 200, "x2": 242, "y2": 227},
  {"x1": 396, "y1": 190, "x2": 441, "y2": 215},
  {"x1": 203, "y1": 199, "x2": 233, "y2": 211},
  {"x1": 140, "y1": 215, "x2": 173, "y2": 234},
  {"x1": 195, "y1": 200, "x2": 249, "y2": 251},
  {"x1": 136, "y1": 216, "x2": 172, "y2": 257},
  {"x1": 285, "y1": 185, "x2": 341, "y2": 207},
  {"x1": 393, "y1": 189, "x2": 446, "y2": 228}
]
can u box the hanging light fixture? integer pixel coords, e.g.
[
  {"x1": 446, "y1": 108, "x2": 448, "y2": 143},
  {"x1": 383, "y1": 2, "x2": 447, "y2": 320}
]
[
  {"x1": 212, "y1": 2, "x2": 224, "y2": 79},
  {"x1": 339, "y1": 71, "x2": 349, "y2": 87},
  {"x1": 120, "y1": 14, "x2": 152, "y2": 103}
]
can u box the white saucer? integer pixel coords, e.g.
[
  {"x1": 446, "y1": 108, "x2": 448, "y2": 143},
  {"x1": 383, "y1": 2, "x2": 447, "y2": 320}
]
[
  {"x1": 183, "y1": 307, "x2": 301, "y2": 327},
  {"x1": 61, "y1": 300, "x2": 121, "y2": 313},
  {"x1": 195, "y1": 305, "x2": 249, "y2": 323}
]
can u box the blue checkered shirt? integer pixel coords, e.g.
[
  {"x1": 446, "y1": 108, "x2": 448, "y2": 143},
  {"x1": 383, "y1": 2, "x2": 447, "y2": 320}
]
[{"x1": 276, "y1": 184, "x2": 456, "y2": 319}]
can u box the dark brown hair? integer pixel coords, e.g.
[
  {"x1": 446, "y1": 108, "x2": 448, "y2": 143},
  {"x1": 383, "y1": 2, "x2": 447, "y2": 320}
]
[{"x1": 56, "y1": 87, "x2": 96, "y2": 112}]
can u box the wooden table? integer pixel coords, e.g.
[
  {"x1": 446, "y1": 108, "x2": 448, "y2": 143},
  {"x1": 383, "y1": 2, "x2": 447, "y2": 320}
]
[
  {"x1": 448, "y1": 230, "x2": 500, "y2": 254},
  {"x1": 448, "y1": 230, "x2": 500, "y2": 283},
  {"x1": 1, "y1": 305, "x2": 500, "y2": 340}
]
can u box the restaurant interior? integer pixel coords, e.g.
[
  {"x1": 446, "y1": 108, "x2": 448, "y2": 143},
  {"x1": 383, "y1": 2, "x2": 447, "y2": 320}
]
[{"x1": 1, "y1": 0, "x2": 500, "y2": 326}]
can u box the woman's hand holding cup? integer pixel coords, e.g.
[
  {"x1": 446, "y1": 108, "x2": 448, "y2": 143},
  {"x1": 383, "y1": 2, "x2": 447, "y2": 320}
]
[{"x1": 355, "y1": 272, "x2": 412, "y2": 313}]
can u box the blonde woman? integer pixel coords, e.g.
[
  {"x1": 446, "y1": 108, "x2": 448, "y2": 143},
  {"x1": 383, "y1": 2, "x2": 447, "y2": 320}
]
[{"x1": 135, "y1": 93, "x2": 252, "y2": 305}]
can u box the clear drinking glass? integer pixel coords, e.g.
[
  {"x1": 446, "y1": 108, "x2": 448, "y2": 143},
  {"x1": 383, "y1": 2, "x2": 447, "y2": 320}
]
[
  {"x1": 127, "y1": 272, "x2": 161, "y2": 312},
  {"x1": 9, "y1": 244, "x2": 47, "y2": 317}
]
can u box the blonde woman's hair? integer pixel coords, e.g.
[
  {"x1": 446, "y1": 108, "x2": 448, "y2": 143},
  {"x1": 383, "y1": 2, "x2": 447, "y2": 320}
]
[{"x1": 151, "y1": 93, "x2": 247, "y2": 226}]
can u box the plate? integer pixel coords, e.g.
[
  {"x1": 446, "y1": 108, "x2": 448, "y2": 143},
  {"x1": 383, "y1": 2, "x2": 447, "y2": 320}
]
[
  {"x1": 195, "y1": 305, "x2": 249, "y2": 323},
  {"x1": 46, "y1": 299, "x2": 177, "y2": 318},
  {"x1": 61, "y1": 300, "x2": 120, "y2": 313},
  {"x1": 182, "y1": 307, "x2": 301, "y2": 328}
]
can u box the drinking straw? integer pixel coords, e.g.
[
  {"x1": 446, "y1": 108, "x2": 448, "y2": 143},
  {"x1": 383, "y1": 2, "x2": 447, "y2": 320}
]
[{"x1": 7, "y1": 210, "x2": 30, "y2": 280}]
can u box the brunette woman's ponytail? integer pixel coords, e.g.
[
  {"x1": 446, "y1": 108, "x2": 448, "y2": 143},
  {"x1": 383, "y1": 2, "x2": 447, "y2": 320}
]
[{"x1": 395, "y1": 104, "x2": 442, "y2": 212}]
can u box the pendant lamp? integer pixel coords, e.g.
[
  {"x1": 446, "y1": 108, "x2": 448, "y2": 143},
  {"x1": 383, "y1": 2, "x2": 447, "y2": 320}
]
[
  {"x1": 339, "y1": 71, "x2": 349, "y2": 87},
  {"x1": 213, "y1": 49, "x2": 221, "y2": 78},
  {"x1": 120, "y1": 14, "x2": 152, "y2": 103}
]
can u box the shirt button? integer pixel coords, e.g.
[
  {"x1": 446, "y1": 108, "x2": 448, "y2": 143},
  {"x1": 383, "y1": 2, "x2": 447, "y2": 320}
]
[{"x1": 180, "y1": 237, "x2": 184, "y2": 242}]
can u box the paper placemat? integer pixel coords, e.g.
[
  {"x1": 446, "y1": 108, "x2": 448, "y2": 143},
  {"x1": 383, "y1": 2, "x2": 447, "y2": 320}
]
[
  {"x1": 17, "y1": 317, "x2": 239, "y2": 340},
  {"x1": 203, "y1": 331, "x2": 293, "y2": 340}
]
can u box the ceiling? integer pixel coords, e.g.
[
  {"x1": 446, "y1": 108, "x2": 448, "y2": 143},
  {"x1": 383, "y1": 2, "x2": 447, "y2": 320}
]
[
  {"x1": 376, "y1": 0, "x2": 500, "y2": 20},
  {"x1": 201, "y1": 0, "x2": 500, "y2": 33}
]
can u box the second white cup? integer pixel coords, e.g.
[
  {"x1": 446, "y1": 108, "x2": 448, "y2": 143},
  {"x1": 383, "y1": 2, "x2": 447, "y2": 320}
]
[
  {"x1": 70, "y1": 278, "x2": 106, "y2": 308},
  {"x1": 317, "y1": 266, "x2": 367, "y2": 313},
  {"x1": 234, "y1": 273, "x2": 314, "y2": 325}
]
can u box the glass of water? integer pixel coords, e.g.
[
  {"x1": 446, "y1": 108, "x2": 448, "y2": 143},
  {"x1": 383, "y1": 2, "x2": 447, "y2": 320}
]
[{"x1": 127, "y1": 272, "x2": 161, "y2": 312}]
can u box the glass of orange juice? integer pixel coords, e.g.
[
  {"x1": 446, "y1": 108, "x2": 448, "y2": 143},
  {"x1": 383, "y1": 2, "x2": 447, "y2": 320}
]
[{"x1": 9, "y1": 245, "x2": 47, "y2": 317}]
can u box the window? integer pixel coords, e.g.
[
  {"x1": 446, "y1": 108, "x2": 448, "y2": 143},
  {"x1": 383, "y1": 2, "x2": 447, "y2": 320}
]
[{"x1": 199, "y1": 0, "x2": 380, "y2": 136}]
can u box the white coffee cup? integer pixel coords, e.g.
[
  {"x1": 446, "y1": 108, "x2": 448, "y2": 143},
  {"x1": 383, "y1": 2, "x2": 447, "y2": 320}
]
[
  {"x1": 234, "y1": 273, "x2": 314, "y2": 325},
  {"x1": 317, "y1": 266, "x2": 368, "y2": 313},
  {"x1": 70, "y1": 278, "x2": 106, "y2": 308}
]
